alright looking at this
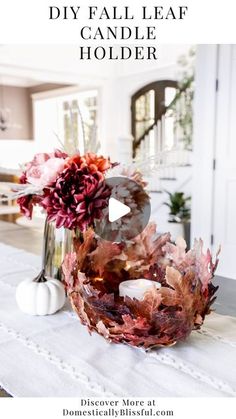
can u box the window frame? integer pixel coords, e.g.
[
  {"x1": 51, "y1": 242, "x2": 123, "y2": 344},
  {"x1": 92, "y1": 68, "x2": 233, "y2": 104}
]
[{"x1": 131, "y1": 80, "x2": 177, "y2": 157}]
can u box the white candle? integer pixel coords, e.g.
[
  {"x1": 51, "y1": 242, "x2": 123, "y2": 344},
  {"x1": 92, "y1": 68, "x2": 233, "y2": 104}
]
[{"x1": 119, "y1": 279, "x2": 161, "y2": 301}]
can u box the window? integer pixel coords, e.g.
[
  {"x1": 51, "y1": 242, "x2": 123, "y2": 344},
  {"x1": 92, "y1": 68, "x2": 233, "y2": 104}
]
[
  {"x1": 33, "y1": 89, "x2": 99, "y2": 155},
  {"x1": 62, "y1": 90, "x2": 98, "y2": 154},
  {"x1": 131, "y1": 81, "x2": 177, "y2": 157}
]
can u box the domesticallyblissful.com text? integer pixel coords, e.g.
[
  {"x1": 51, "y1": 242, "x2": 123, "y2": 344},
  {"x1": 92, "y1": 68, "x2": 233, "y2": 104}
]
[{"x1": 62, "y1": 398, "x2": 174, "y2": 417}]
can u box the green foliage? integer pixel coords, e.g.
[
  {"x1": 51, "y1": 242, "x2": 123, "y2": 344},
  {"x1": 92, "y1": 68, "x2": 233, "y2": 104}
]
[{"x1": 164, "y1": 191, "x2": 191, "y2": 222}]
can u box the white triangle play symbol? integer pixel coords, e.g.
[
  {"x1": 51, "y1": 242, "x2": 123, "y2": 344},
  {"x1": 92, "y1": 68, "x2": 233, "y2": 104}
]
[{"x1": 108, "y1": 197, "x2": 131, "y2": 222}]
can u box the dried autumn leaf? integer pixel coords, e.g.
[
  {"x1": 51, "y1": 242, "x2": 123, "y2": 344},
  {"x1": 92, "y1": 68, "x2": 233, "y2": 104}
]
[
  {"x1": 70, "y1": 291, "x2": 92, "y2": 328},
  {"x1": 133, "y1": 223, "x2": 171, "y2": 261},
  {"x1": 163, "y1": 237, "x2": 220, "y2": 292},
  {"x1": 163, "y1": 237, "x2": 198, "y2": 273},
  {"x1": 74, "y1": 228, "x2": 96, "y2": 270},
  {"x1": 160, "y1": 287, "x2": 180, "y2": 307},
  {"x1": 88, "y1": 240, "x2": 126, "y2": 276},
  {"x1": 108, "y1": 314, "x2": 152, "y2": 347},
  {"x1": 96, "y1": 320, "x2": 110, "y2": 339},
  {"x1": 125, "y1": 287, "x2": 162, "y2": 322},
  {"x1": 124, "y1": 223, "x2": 171, "y2": 276},
  {"x1": 210, "y1": 245, "x2": 221, "y2": 275},
  {"x1": 145, "y1": 263, "x2": 166, "y2": 284},
  {"x1": 161, "y1": 267, "x2": 203, "y2": 320},
  {"x1": 62, "y1": 252, "x2": 77, "y2": 291},
  {"x1": 165, "y1": 266, "x2": 182, "y2": 289},
  {"x1": 193, "y1": 239, "x2": 213, "y2": 291},
  {"x1": 163, "y1": 237, "x2": 187, "y2": 267}
]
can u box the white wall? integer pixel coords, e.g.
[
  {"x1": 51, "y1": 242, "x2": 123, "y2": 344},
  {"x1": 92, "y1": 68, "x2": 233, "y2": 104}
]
[
  {"x1": 211, "y1": 45, "x2": 236, "y2": 280},
  {"x1": 191, "y1": 45, "x2": 218, "y2": 248},
  {"x1": 0, "y1": 140, "x2": 37, "y2": 170}
]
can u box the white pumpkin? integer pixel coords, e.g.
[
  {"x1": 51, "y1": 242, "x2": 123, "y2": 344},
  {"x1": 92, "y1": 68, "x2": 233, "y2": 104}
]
[{"x1": 16, "y1": 271, "x2": 66, "y2": 316}]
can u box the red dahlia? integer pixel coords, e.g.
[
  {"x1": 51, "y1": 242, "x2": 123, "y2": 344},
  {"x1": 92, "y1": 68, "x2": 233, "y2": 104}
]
[
  {"x1": 66, "y1": 152, "x2": 115, "y2": 174},
  {"x1": 42, "y1": 162, "x2": 111, "y2": 231}
]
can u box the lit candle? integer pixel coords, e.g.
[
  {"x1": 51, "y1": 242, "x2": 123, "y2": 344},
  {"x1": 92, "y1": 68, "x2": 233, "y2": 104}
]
[{"x1": 119, "y1": 279, "x2": 161, "y2": 301}]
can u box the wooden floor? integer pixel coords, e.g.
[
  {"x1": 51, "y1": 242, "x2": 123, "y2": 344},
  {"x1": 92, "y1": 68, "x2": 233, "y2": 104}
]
[{"x1": 0, "y1": 220, "x2": 235, "y2": 397}]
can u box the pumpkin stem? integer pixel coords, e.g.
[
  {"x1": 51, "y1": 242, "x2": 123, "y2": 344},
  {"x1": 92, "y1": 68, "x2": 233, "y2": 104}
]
[{"x1": 33, "y1": 269, "x2": 47, "y2": 283}]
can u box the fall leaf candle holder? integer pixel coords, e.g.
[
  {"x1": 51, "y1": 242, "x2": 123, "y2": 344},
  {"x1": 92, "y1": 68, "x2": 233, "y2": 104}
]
[{"x1": 63, "y1": 224, "x2": 220, "y2": 349}]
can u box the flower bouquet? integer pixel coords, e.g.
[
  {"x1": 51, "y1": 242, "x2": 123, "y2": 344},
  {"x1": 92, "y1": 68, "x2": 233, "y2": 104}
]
[{"x1": 15, "y1": 150, "x2": 115, "y2": 230}]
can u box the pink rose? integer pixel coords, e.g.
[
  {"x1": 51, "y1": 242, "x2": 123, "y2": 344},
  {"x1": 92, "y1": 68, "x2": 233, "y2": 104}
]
[
  {"x1": 25, "y1": 153, "x2": 51, "y2": 171},
  {"x1": 27, "y1": 157, "x2": 65, "y2": 188},
  {"x1": 27, "y1": 166, "x2": 43, "y2": 186},
  {"x1": 41, "y1": 158, "x2": 66, "y2": 186},
  {"x1": 25, "y1": 150, "x2": 68, "y2": 171}
]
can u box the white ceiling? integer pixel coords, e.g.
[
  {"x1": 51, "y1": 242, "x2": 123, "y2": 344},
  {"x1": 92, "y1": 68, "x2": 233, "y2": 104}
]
[
  {"x1": 0, "y1": 44, "x2": 193, "y2": 87},
  {"x1": 0, "y1": 74, "x2": 42, "y2": 87}
]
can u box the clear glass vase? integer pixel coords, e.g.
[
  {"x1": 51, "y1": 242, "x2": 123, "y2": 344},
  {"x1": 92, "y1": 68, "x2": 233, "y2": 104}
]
[{"x1": 42, "y1": 220, "x2": 74, "y2": 280}]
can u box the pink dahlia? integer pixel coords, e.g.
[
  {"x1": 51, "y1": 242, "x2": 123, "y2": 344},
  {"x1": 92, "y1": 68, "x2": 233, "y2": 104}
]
[{"x1": 42, "y1": 162, "x2": 111, "y2": 231}]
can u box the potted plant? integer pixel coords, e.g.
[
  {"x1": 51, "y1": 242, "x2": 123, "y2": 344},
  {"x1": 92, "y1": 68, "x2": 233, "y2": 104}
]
[{"x1": 164, "y1": 191, "x2": 191, "y2": 246}]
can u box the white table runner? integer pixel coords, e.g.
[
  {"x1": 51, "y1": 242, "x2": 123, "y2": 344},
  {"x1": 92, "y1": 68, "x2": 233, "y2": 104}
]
[{"x1": 0, "y1": 242, "x2": 236, "y2": 398}]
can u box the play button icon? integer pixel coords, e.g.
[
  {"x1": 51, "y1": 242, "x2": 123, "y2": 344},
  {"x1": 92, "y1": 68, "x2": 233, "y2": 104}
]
[
  {"x1": 108, "y1": 197, "x2": 131, "y2": 222},
  {"x1": 95, "y1": 176, "x2": 151, "y2": 242}
]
